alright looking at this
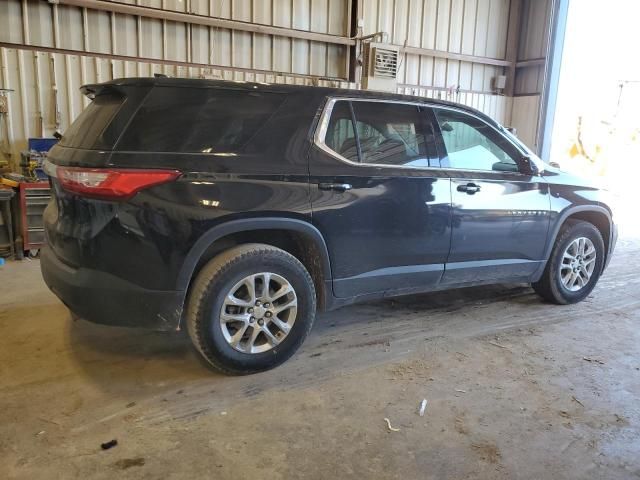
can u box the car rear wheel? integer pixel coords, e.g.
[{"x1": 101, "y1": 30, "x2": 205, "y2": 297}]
[
  {"x1": 532, "y1": 220, "x2": 605, "y2": 304},
  {"x1": 186, "y1": 243, "x2": 316, "y2": 375}
]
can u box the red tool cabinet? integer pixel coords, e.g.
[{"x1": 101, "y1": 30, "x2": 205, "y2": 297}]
[{"x1": 17, "y1": 181, "x2": 50, "y2": 253}]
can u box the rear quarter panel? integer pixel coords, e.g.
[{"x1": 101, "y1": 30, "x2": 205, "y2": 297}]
[{"x1": 45, "y1": 90, "x2": 323, "y2": 292}]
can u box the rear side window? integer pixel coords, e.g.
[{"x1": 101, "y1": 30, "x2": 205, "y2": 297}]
[
  {"x1": 117, "y1": 87, "x2": 285, "y2": 153},
  {"x1": 325, "y1": 101, "x2": 358, "y2": 162},
  {"x1": 60, "y1": 91, "x2": 125, "y2": 149},
  {"x1": 433, "y1": 108, "x2": 520, "y2": 172},
  {"x1": 322, "y1": 99, "x2": 433, "y2": 167}
]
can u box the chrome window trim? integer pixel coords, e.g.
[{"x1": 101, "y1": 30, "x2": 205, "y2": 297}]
[{"x1": 313, "y1": 96, "x2": 531, "y2": 176}]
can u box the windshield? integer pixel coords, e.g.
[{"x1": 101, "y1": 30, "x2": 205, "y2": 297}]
[{"x1": 500, "y1": 126, "x2": 547, "y2": 171}]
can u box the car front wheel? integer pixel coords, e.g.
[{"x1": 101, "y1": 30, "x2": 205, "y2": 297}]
[{"x1": 532, "y1": 220, "x2": 605, "y2": 304}]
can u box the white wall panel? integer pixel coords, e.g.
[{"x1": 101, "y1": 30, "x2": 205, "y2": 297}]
[
  {"x1": 363, "y1": 0, "x2": 512, "y2": 94},
  {"x1": 1, "y1": 0, "x2": 349, "y2": 78},
  {"x1": 515, "y1": 0, "x2": 551, "y2": 95},
  {"x1": 0, "y1": 1, "x2": 23, "y2": 44},
  {"x1": 397, "y1": 85, "x2": 512, "y2": 126},
  {"x1": 26, "y1": 1, "x2": 55, "y2": 47},
  {"x1": 0, "y1": 0, "x2": 548, "y2": 165},
  {"x1": 510, "y1": 94, "x2": 540, "y2": 149},
  {"x1": 518, "y1": 0, "x2": 551, "y2": 60},
  {"x1": 105, "y1": 0, "x2": 349, "y2": 35},
  {"x1": 58, "y1": 7, "x2": 84, "y2": 51},
  {"x1": 86, "y1": 10, "x2": 112, "y2": 54}
]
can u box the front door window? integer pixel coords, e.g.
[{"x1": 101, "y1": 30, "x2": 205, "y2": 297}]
[{"x1": 433, "y1": 108, "x2": 521, "y2": 173}]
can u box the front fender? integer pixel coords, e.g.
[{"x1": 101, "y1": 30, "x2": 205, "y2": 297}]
[{"x1": 532, "y1": 205, "x2": 614, "y2": 281}]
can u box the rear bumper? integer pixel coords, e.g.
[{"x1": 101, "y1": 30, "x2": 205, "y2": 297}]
[{"x1": 40, "y1": 246, "x2": 184, "y2": 331}]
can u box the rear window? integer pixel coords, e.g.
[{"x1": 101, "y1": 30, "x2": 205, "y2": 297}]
[
  {"x1": 116, "y1": 86, "x2": 286, "y2": 153},
  {"x1": 60, "y1": 92, "x2": 125, "y2": 149}
]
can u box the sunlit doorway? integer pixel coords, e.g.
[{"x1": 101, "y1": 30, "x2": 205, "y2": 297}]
[{"x1": 549, "y1": 0, "x2": 640, "y2": 234}]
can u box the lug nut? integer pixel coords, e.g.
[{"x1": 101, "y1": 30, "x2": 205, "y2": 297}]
[
  {"x1": 255, "y1": 300, "x2": 261, "y2": 306},
  {"x1": 248, "y1": 308, "x2": 254, "y2": 314},
  {"x1": 249, "y1": 316, "x2": 255, "y2": 323},
  {"x1": 264, "y1": 303, "x2": 270, "y2": 308},
  {"x1": 257, "y1": 319, "x2": 264, "y2": 326},
  {"x1": 265, "y1": 311, "x2": 272, "y2": 318}
]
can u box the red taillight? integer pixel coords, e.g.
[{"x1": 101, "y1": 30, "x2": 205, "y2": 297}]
[{"x1": 44, "y1": 161, "x2": 180, "y2": 200}]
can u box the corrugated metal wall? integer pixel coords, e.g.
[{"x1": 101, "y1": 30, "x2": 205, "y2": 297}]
[
  {"x1": 515, "y1": 0, "x2": 551, "y2": 94},
  {"x1": 0, "y1": 46, "x2": 351, "y2": 163},
  {"x1": 2, "y1": 0, "x2": 350, "y2": 75},
  {"x1": 363, "y1": 0, "x2": 514, "y2": 137},
  {"x1": 0, "y1": 0, "x2": 550, "y2": 166},
  {"x1": 364, "y1": 0, "x2": 510, "y2": 91},
  {"x1": 0, "y1": 0, "x2": 353, "y2": 164},
  {"x1": 510, "y1": 0, "x2": 552, "y2": 149},
  {"x1": 398, "y1": 85, "x2": 512, "y2": 125}
]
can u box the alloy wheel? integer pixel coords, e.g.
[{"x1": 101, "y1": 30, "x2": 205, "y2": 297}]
[
  {"x1": 219, "y1": 272, "x2": 298, "y2": 354},
  {"x1": 559, "y1": 237, "x2": 597, "y2": 292}
]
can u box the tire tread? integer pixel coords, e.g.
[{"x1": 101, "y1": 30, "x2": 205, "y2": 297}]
[
  {"x1": 186, "y1": 243, "x2": 315, "y2": 375},
  {"x1": 533, "y1": 220, "x2": 604, "y2": 304}
]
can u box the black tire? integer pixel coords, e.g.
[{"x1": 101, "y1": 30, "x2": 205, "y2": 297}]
[
  {"x1": 532, "y1": 220, "x2": 605, "y2": 304},
  {"x1": 186, "y1": 243, "x2": 316, "y2": 375}
]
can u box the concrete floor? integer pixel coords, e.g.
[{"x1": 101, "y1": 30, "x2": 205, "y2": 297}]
[{"x1": 1, "y1": 234, "x2": 639, "y2": 479}]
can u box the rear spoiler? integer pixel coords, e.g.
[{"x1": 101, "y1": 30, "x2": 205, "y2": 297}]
[
  {"x1": 80, "y1": 84, "x2": 128, "y2": 100},
  {"x1": 80, "y1": 84, "x2": 102, "y2": 99}
]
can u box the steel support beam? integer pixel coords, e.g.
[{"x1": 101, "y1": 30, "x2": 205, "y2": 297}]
[
  {"x1": 504, "y1": 0, "x2": 523, "y2": 96},
  {"x1": 347, "y1": 0, "x2": 362, "y2": 83},
  {"x1": 516, "y1": 58, "x2": 545, "y2": 68},
  {"x1": 400, "y1": 45, "x2": 511, "y2": 68},
  {"x1": 538, "y1": 0, "x2": 570, "y2": 161},
  {"x1": 0, "y1": 42, "x2": 345, "y2": 82}
]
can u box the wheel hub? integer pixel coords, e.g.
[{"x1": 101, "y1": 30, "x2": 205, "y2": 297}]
[
  {"x1": 219, "y1": 272, "x2": 298, "y2": 354},
  {"x1": 559, "y1": 236, "x2": 597, "y2": 292},
  {"x1": 253, "y1": 304, "x2": 267, "y2": 318}
]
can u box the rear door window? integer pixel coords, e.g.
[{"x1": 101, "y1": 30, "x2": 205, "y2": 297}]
[
  {"x1": 352, "y1": 101, "x2": 428, "y2": 166},
  {"x1": 117, "y1": 87, "x2": 286, "y2": 153},
  {"x1": 321, "y1": 99, "x2": 434, "y2": 167},
  {"x1": 324, "y1": 101, "x2": 358, "y2": 162}
]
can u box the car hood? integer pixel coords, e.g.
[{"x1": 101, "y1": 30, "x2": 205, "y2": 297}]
[{"x1": 540, "y1": 166, "x2": 603, "y2": 190}]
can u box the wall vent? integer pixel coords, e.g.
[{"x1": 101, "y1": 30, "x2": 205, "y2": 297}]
[{"x1": 361, "y1": 42, "x2": 399, "y2": 92}]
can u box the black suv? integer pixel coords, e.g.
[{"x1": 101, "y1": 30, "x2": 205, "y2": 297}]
[{"x1": 41, "y1": 78, "x2": 617, "y2": 374}]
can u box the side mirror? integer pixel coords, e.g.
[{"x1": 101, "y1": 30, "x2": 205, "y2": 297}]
[
  {"x1": 441, "y1": 122, "x2": 454, "y2": 132},
  {"x1": 492, "y1": 161, "x2": 519, "y2": 172},
  {"x1": 520, "y1": 154, "x2": 539, "y2": 176}
]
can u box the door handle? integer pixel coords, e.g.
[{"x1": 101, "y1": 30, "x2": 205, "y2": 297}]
[
  {"x1": 457, "y1": 182, "x2": 481, "y2": 194},
  {"x1": 318, "y1": 182, "x2": 353, "y2": 192}
]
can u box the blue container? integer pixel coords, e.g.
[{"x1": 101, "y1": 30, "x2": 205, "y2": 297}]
[{"x1": 28, "y1": 138, "x2": 58, "y2": 152}]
